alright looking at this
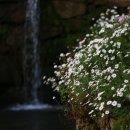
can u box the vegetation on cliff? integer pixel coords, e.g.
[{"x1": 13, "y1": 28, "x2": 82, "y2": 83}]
[{"x1": 45, "y1": 7, "x2": 130, "y2": 130}]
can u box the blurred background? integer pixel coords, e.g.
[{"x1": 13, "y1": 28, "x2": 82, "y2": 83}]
[{"x1": 0, "y1": 0, "x2": 129, "y2": 108}]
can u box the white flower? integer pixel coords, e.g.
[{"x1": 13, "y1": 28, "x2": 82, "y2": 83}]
[
  {"x1": 62, "y1": 64, "x2": 66, "y2": 68},
  {"x1": 98, "y1": 97, "x2": 102, "y2": 100},
  {"x1": 99, "y1": 28, "x2": 105, "y2": 34},
  {"x1": 54, "y1": 65, "x2": 57, "y2": 68},
  {"x1": 68, "y1": 68, "x2": 73, "y2": 76},
  {"x1": 110, "y1": 69, "x2": 114, "y2": 74},
  {"x1": 112, "y1": 73, "x2": 116, "y2": 78},
  {"x1": 106, "y1": 23, "x2": 113, "y2": 28},
  {"x1": 89, "y1": 110, "x2": 94, "y2": 115},
  {"x1": 96, "y1": 71, "x2": 100, "y2": 76},
  {"x1": 117, "y1": 91, "x2": 123, "y2": 97},
  {"x1": 107, "y1": 75, "x2": 111, "y2": 80},
  {"x1": 116, "y1": 42, "x2": 121, "y2": 48},
  {"x1": 55, "y1": 71, "x2": 61, "y2": 77},
  {"x1": 53, "y1": 96, "x2": 56, "y2": 100},
  {"x1": 123, "y1": 70, "x2": 127, "y2": 73},
  {"x1": 96, "y1": 50, "x2": 101, "y2": 55},
  {"x1": 123, "y1": 84, "x2": 127, "y2": 88},
  {"x1": 106, "y1": 61, "x2": 108, "y2": 65},
  {"x1": 99, "y1": 106, "x2": 103, "y2": 111},
  {"x1": 100, "y1": 13, "x2": 105, "y2": 16},
  {"x1": 98, "y1": 91, "x2": 105, "y2": 97},
  {"x1": 110, "y1": 41, "x2": 113, "y2": 44},
  {"x1": 85, "y1": 94, "x2": 89, "y2": 97},
  {"x1": 89, "y1": 103, "x2": 93, "y2": 106},
  {"x1": 75, "y1": 60, "x2": 80, "y2": 65},
  {"x1": 124, "y1": 54, "x2": 128, "y2": 57},
  {"x1": 91, "y1": 69, "x2": 95, "y2": 73},
  {"x1": 74, "y1": 81, "x2": 80, "y2": 86},
  {"x1": 66, "y1": 53, "x2": 70, "y2": 56},
  {"x1": 120, "y1": 88, "x2": 125, "y2": 92},
  {"x1": 60, "y1": 53, "x2": 65, "y2": 57},
  {"x1": 43, "y1": 76, "x2": 46, "y2": 79},
  {"x1": 111, "y1": 87, "x2": 115, "y2": 90},
  {"x1": 111, "y1": 56, "x2": 115, "y2": 60},
  {"x1": 71, "y1": 90, "x2": 74, "y2": 93},
  {"x1": 59, "y1": 80, "x2": 63, "y2": 85},
  {"x1": 70, "y1": 98, "x2": 74, "y2": 101},
  {"x1": 124, "y1": 80, "x2": 129, "y2": 83},
  {"x1": 104, "y1": 55, "x2": 108, "y2": 59},
  {"x1": 114, "y1": 6, "x2": 117, "y2": 9},
  {"x1": 112, "y1": 101, "x2": 117, "y2": 106},
  {"x1": 107, "y1": 101, "x2": 112, "y2": 105},
  {"x1": 100, "y1": 54, "x2": 103, "y2": 57},
  {"x1": 105, "y1": 110, "x2": 110, "y2": 115},
  {"x1": 108, "y1": 49, "x2": 112, "y2": 53},
  {"x1": 115, "y1": 64, "x2": 119, "y2": 69},
  {"x1": 86, "y1": 34, "x2": 90, "y2": 37},
  {"x1": 111, "y1": 49, "x2": 115, "y2": 54},
  {"x1": 113, "y1": 94, "x2": 116, "y2": 97},
  {"x1": 92, "y1": 18, "x2": 95, "y2": 21},
  {"x1": 107, "y1": 67, "x2": 112, "y2": 72},
  {"x1": 99, "y1": 102, "x2": 104, "y2": 111},
  {"x1": 78, "y1": 65, "x2": 84, "y2": 71},
  {"x1": 89, "y1": 81, "x2": 93, "y2": 86},
  {"x1": 95, "y1": 107, "x2": 98, "y2": 110},
  {"x1": 117, "y1": 103, "x2": 121, "y2": 108},
  {"x1": 74, "y1": 52, "x2": 83, "y2": 59},
  {"x1": 76, "y1": 93, "x2": 79, "y2": 96},
  {"x1": 101, "y1": 113, "x2": 105, "y2": 117},
  {"x1": 102, "y1": 49, "x2": 106, "y2": 53},
  {"x1": 55, "y1": 87, "x2": 59, "y2": 91}
]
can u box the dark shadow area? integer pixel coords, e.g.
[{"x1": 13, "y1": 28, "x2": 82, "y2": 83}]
[{"x1": 0, "y1": 109, "x2": 75, "y2": 130}]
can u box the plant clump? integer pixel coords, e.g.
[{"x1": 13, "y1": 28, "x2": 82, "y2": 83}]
[{"x1": 44, "y1": 7, "x2": 130, "y2": 130}]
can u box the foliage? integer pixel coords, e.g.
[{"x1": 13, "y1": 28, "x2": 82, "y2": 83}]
[
  {"x1": 44, "y1": 6, "x2": 130, "y2": 130},
  {"x1": 113, "y1": 112, "x2": 130, "y2": 130}
]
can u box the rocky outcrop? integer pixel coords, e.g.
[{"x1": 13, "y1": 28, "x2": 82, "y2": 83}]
[
  {"x1": 0, "y1": 0, "x2": 25, "y2": 106},
  {"x1": 53, "y1": 0, "x2": 86, "y2": 19}
]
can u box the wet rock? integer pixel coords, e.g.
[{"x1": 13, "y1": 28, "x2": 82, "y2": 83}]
[{"x1": 53, "y1": 0, "x2": 87, "y2": 19}]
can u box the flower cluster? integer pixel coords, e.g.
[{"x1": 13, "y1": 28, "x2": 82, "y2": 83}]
[{"x1": 44, "y1": 7, "x2": 130, "y2": 119}]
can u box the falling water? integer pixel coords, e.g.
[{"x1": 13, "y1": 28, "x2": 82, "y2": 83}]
[
  {"x1": 9, "y1": 0, "x2": 63, "y2": 111},
  {"x1": 23, "y1": 0, "x2": 41, "y2": 103}
]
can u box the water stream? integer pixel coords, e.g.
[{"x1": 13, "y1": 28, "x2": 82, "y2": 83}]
[
  {"x1": 12, "y1": 0, "x2": 56, "y2": 111},
  {"x1": 23, "y1": 0, "x2": 41, "y2": 103}
]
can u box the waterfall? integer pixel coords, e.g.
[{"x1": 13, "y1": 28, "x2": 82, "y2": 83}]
[
  {"x1": 23, "y1": 0, "x2": 41, "y2": 103},
  {"x1": 9, "y1": 0, "x2": 63, "y2": 111}
]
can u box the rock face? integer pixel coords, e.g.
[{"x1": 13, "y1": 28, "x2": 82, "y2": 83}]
[
  {"x1": 0, "y1": 0, "x2": 129, "y2": 106},
  {"x1": 108, "y1": 0, "x2": 130, "y2": 6},
  {"x1": 53, "y1": 0, "x2": 87, "y2": 19},
  {"x1": 0, "y1": 0, "x2": 25, "y2": 106}
]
